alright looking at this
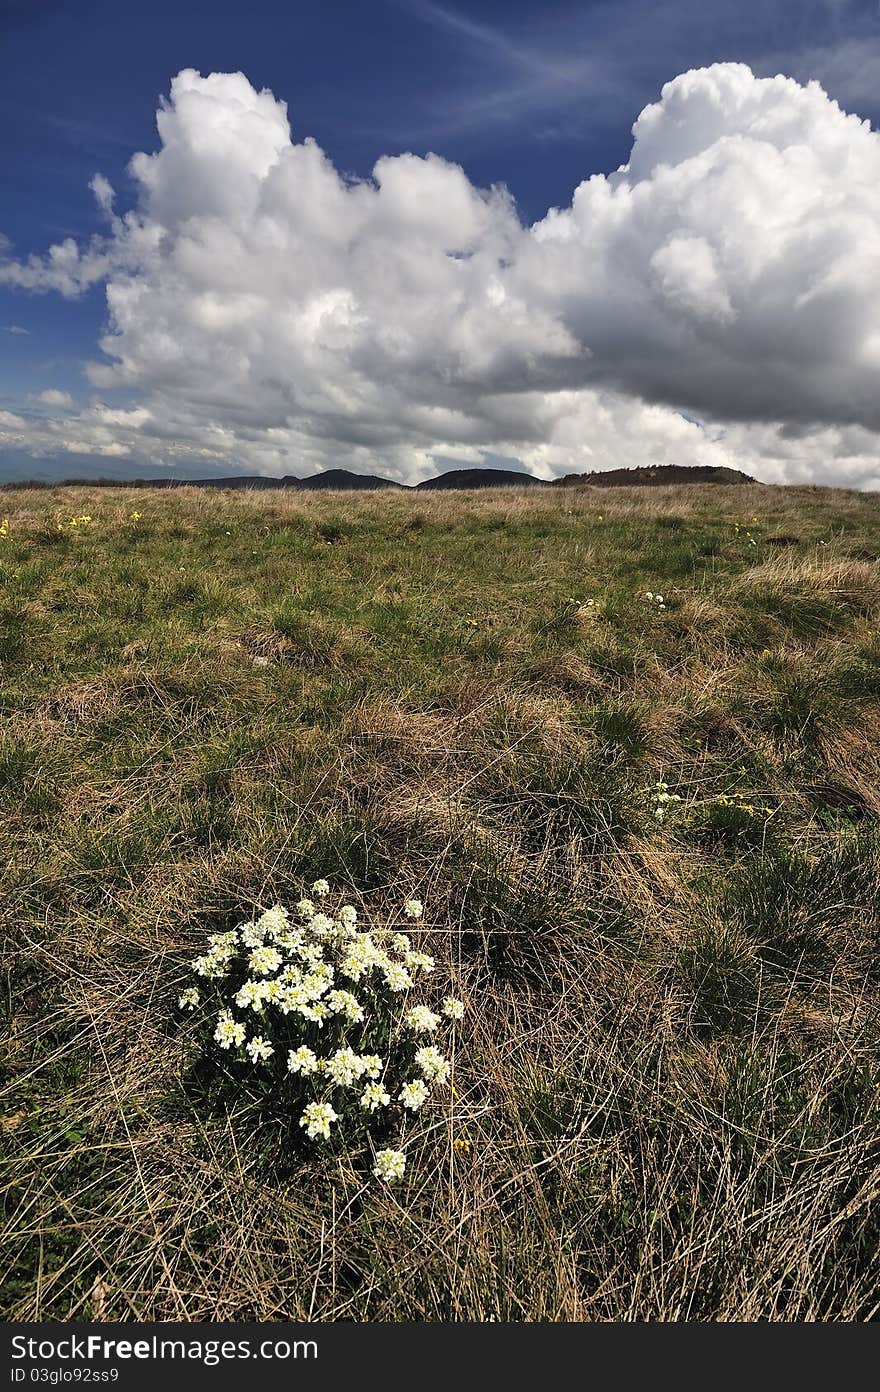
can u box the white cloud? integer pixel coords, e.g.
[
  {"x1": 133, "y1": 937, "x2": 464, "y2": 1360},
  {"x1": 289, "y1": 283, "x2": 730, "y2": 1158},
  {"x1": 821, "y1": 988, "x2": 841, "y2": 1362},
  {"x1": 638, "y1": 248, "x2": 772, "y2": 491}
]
[
  {"x1": 35, "y1": 389, "x2": 74, "y2": 408},
  {"x1": 5, "y1": 324, "x2": 29, "y2": 335},
  {"x1": 1, "y1": 62, "x2": 879, "y2": 484}
]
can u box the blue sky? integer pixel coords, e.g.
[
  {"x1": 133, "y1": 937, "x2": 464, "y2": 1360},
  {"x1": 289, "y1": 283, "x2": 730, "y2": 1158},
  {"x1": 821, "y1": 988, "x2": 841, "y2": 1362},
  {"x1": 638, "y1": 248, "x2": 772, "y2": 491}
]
[{"x1": 1, "y1": 0, "x2": 879, "y2": 483}]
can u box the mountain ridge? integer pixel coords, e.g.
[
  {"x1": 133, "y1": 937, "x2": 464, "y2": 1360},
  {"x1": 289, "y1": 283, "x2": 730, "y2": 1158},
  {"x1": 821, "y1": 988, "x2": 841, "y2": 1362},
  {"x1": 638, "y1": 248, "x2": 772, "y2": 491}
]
[{"x1": 0, "y1": 463, "x2": 759, "y2": 491}]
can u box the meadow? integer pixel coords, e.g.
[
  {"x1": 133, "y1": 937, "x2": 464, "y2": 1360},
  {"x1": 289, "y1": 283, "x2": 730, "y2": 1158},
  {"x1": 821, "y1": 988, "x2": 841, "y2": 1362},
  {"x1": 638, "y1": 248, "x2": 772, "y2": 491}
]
[{"x1": 2, "y1": 479, "x2": 880, "y2": 1321}]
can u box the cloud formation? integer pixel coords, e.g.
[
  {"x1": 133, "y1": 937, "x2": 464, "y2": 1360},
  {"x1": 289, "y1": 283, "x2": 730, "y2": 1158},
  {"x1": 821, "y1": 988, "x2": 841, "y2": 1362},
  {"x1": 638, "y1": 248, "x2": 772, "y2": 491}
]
[{"x1": 1, "y1": 63, "x2": 879, "y2": 485}]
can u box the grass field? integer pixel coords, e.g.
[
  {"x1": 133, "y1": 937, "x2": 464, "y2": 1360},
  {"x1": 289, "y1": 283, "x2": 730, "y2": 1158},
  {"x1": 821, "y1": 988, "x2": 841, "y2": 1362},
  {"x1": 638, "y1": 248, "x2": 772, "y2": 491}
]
[{"x1": 2, "y1": 479, "x2": 880, "y2": 1321}]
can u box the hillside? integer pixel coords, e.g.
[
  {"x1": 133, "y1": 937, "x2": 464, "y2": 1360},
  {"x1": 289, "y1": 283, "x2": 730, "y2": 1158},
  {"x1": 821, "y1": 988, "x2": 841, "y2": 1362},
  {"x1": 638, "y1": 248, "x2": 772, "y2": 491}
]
[
  {"x1": 415, "y1": 467, "x2": 541, "y2": 490},
  {"x1": 0, "y1": 462, "x2": 767, "y2": 491},
  {"x1": 554, "y1": 464, "x2": 757, "y2": 487},
  {"x1": 2, "y1": 481, "x2": 880, "y2": 1322}
]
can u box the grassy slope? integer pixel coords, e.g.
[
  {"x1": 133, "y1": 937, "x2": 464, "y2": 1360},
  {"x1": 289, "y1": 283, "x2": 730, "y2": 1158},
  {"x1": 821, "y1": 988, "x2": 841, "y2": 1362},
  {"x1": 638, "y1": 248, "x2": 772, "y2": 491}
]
[{"x1": 2, "y1": 481, "x2": 880, "y2": 1321}]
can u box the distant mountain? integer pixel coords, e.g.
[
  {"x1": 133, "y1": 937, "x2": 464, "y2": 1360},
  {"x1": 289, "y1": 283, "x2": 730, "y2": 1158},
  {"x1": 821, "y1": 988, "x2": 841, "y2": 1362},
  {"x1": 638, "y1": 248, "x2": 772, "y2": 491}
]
[
  {"x1": 297, "y1": 469, "x2": 404, "y2": 490},
  {"x1": 2, "y1": 462, "x2": 761, "y2": 492},
  {"x1": 553, "y1": 464, "x2": 757, "y2": 487},
  {"x1": 152, "y1": 469, "x2": 404, "y2": 491},
  {"x1": 158, "y1": 474, "x2": 296, "y2": 490},
  {"x1": 415, "y1": 467, "x2": 540, "y2": 491},
  {"x1": 3, "y1": 470, "x2": 403, "y2": 492}
]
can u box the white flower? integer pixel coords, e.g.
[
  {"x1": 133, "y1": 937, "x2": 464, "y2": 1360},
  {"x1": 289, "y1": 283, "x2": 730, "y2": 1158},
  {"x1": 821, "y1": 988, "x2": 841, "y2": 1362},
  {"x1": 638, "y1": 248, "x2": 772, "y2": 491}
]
[
  {"x1": 383, "y1": 961, "x2": 414, "y2": 992},
  {"x1": 405, "y1": 951, "x2": 435, "y2": 974},
  {"x1": 357, "y1": 1054, "x2": 383, "y2": 1079},
  {"x1": 309, "y1": 912, "x2": 335, "y2": 937},
  {"x1": 326, "y1": 1047, "x2": 363, "y2": 1087},
  {"x1": 399, "y1": 1079, "x2": 429, "y2": 1111},
  {"x1": 339, "y1": 940, "x2": 377, "y2": 982},
  {"x1": 298, "y1": 1001, "x2": 331, "y2": 1026},
  {"x1": 213, "y1": 1011, "x2": 246, "y2": 1049},
  {"x1": 299, "y1": 941, "x2": 326, "y2": 967},
  {"x1": 302, "y1": 963, "x2": 334, "y2": 999},
  {"x1": 208, "y1": 931, "x2": 237, "y2": 953},
  {"x1": 245, "y1": 1035, "x2": 274, "y2": 1064},
  {"x1": 373, "y1": 1148, "x2": 406, "y2": 1182},
  {"x1": 258, "y1": 905, "x2": 289, "y2": 936},
  {"x1": 300, "y1": 1101, "x2": 338, "y2": 1140},
  {"x1": 415, "y1": 1045, "x2": 450, "y2": 1084},
  {"x1": 361, "y1": 1081, "x2": 391, "y2": 1112},
  {"x1": 278, "y1": 983, "x2": 308, "y2": 1014},
  {"x1": 248, "y1": 944, "x2": 282, "y2": 976},
  {"x1": 326, "y1": 989, "x2": 365, "y2": 1024},
  {"x1": 235, "y1": 980, "x2": 268, "y2": 1012},
  {"x1": 287, "y1": 1046, "x2": 320, "y2": 1075},
  {"x1": 239, "y1": 922, "x2": 266, "y2": 948},
  {"x1": 276, "y1": 928, "x2": 306, "y2": 955},
  {"x1": 192, "y1": 953, "x2": 228, "y2": 980},
  {"x1": 405, "y1": 1005, "x2": 440, "y2": 1033},
  {"x1": 186, "y1": 890, "x2": 466, "y2": 1184}
]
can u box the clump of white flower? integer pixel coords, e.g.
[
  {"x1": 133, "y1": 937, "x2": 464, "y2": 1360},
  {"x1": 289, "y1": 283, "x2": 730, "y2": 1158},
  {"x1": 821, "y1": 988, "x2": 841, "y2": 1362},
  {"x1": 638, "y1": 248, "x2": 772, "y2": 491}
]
[
  {"x1": 643, "y1": 591, "x2": 667, "y2": 610},
  {"x1": 406, "y1": 950, "x2": 435, "y2": 974},
  {"x1": 214, "y1": 1011, "x2": 246, "y2": 1049},
  {"x1": 651, "y1": 779, "x2": 683, "y2": 822},
  {"x1": 309, "y1": 912, "x2": 335, "y2": 937},
  {"x1": 300, "y1": 1101, "x2": 338, "y2": 1140},
  {"x1": 287, "y1": 1045, "x2": 320, "y2": 1075},
  {"x1": 374, "y1": 1148, "x2": 407, "y2": 1183},
  {"x1": 246, "y1": 1036, "x2": 274, "y2": 1064},
  {"x1": 326, "y1": 989, "x2": 365, "y2": 1023},
  {"x1": 400, "y1": 1080, "x2": 429, "y2": 1111},
  {"x1": 415, "y1": 1046, "x2": 451, "y2": 1084},
  {"x1": 239, "y1": 922, "x2": 265, "y2": 949},
  {"x1": 179, "y1": 886, "x2": 465, "y2": 1186},
  {"x1": 326, "y1": 1046, "x2": 366, "y2": 1087},
  {"x1": 361, "y1": 1081, "x2": 391, "y2": 1112},
  {"x1": 406, "y1": 1005, "x2": 440, "y2": 1033},
  {"x1": 248, "y1": 944, "x2": 282, "y2": 976},
  {"x1": 258, "y1": 905, "x2": 290, "y2": 935}
]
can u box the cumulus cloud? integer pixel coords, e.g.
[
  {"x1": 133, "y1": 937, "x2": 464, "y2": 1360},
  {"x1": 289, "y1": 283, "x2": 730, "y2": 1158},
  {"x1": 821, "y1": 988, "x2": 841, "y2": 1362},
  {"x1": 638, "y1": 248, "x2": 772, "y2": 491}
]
[
  {"x1": 1, "y1": 63, "x2": 879, "y2": 484},
  {"x1": 35, "y1": 389, "x2": 74, "y2": 408}
]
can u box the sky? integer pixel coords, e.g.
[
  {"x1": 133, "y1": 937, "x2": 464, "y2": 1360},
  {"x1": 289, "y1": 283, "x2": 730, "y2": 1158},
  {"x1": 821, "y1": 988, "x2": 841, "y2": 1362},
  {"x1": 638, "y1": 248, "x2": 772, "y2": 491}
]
[{"x1": 1, "y1": 0, "x2": 879, "y2": 486}]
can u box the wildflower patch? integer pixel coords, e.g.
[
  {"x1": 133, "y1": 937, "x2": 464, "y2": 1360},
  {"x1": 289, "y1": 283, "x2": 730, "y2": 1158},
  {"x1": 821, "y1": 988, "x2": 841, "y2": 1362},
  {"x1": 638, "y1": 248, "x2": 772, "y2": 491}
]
[{"x1": 178, "y1": 882, "x2": 464, "y2": 1185}]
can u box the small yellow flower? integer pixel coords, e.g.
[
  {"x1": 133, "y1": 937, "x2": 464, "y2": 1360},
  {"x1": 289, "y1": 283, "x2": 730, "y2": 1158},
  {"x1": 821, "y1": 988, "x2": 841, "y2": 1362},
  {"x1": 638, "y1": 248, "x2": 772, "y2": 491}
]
[
  {"x1": 453, "y1": 1137, "x2": 472, "y2": 1154},
  {"x1": 0, "y1": 517, "x2": 8, "y2": 538},
  {"x1": 130, "y1": 510, "x2": 142, "y2": 522}
]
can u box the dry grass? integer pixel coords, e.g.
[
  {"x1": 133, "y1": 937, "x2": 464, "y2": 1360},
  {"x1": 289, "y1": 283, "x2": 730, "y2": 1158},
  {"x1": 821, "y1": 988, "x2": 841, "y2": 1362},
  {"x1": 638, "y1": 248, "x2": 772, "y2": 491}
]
[{"x1": 2, "y1": 480, "x2": 880, "y2": 1320}]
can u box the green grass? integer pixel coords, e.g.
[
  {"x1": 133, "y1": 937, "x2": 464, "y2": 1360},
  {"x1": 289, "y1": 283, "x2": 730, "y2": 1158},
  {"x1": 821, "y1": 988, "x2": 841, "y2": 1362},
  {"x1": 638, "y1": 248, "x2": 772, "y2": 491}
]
[{"x1": 2, "y1": 480, "x2": 880, "y2": 1320}]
